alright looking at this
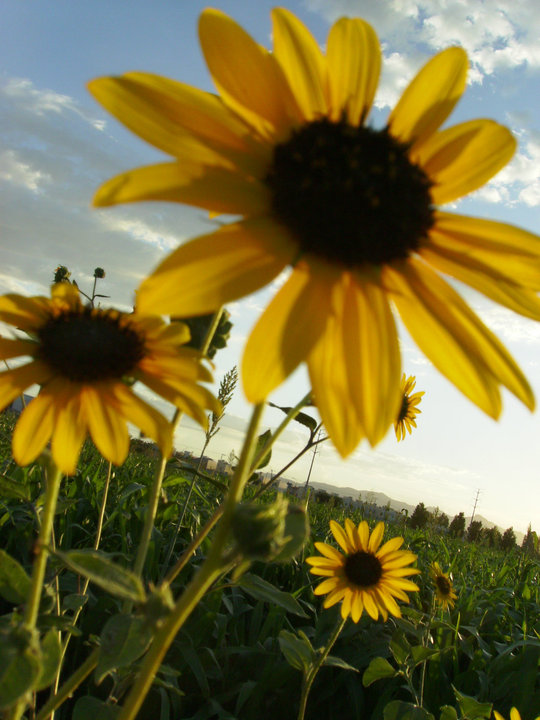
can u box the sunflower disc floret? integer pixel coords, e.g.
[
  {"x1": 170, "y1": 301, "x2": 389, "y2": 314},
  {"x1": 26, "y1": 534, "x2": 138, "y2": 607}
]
[{"x1": 306, "y1": 519, "x2": 419, "y2": 623}]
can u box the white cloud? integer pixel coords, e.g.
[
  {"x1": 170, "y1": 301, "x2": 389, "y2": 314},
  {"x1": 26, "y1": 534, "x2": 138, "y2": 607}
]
[
  {"x1": 98, "y1": 214, "x2": 184, "y2": 252},
  {"x1": 0, "y1": 149, "x2": 51, "y2": 193}
]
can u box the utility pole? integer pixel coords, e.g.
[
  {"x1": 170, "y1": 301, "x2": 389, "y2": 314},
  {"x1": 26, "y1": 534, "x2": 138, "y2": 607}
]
[{"x1": 469, "y1": 488, "x2": 481, "y2": 527}]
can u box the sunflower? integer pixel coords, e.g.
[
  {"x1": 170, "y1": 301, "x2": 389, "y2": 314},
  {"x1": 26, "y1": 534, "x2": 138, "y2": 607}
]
[
  {"x1": 306, "y1": 519, "x2": 419, "y2": 622},
  {"x1": 88, "y1": 9, "x2": 540, "y2": 458},
  {"x1": 494, "y1": 709, "x2": 540, "y2": 720},
  {"x1": 395, "y1": 374, "x2": 424, "y2": 441},
  {"x1": 430, "y1": 561, "x2": 457, "y2": 610},
  {"x1": 0, "y1": 283, "x2": 219, "y2": 474}
]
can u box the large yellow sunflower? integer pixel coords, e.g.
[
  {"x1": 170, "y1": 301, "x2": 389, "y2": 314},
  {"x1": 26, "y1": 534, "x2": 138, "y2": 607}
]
[
  {"x1": 395, "y1": 374, "x2": 424, "y2": 441},
  {"x1": 430, "y1": 561, "x2": 457, "y2": 610},
  {"x1": 88, "y1": 9, "x2": 540, "y2": 457},
  {"x1": 494, "y1": 709, "x2": 540, "y2": 720},
  {"x1": 0, "y1": 283, "x2": 219, "y2": 474},
  {"x1": 306, "y1": 519, "x2": 419, "y2": 623}
]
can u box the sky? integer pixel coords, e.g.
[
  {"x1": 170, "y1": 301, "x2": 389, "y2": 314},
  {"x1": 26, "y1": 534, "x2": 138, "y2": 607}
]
[{"x1": 1, "y1": 0, "x2": 540, "y2": 533}]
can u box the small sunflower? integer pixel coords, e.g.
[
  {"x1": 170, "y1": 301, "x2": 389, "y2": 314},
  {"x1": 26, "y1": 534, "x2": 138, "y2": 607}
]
[
  {"x1": 306, "y1": 519, "x2": 419, "y2": 622},
  {"x1": 0, "y1": 283, "x2": 219, "y2": 474},
  {"x1": 395, "y1": 374, "x2": 424, "y2": 441},
  {"x1": 89, "y1": 9, "x2": 540, "y2": 458},
  {"x1": 430, "y1": 561, "x2": 457, "y2": 610},
  {"x1": 494, "y1": 709, "x2": 540, "y2": 720}
]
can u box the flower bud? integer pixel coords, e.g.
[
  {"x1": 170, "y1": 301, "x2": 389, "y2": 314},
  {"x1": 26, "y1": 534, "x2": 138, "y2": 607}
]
[
  {"x1": 231, "y1": 496, "x2": 288, "y2": 561},
  {"x1": 94, "y1": 267, "x2": 106, "y2": 279}
]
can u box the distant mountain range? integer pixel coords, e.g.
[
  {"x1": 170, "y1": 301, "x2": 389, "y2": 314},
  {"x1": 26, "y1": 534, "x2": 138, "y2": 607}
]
[{"x1": 295, "y1": 480, "x2": 525, "y2": 544}]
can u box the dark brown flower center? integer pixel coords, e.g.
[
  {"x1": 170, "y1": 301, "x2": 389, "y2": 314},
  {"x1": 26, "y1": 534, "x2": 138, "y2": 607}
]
[
  {"x1": 37, "y1": 308, "x2": 146, "y2": 382},
  {"x1": 344, "y1": 551, "x2": 383, "y2": 587},
  {"x1": 397, "y1": 393, "x2": 410, "y2": 423},
  {"x1": 266, "y1": 118, "x2": 434, "y2": 267},
  {"x1": 435, "y1": 575, "x2": 452, "y2": 596}
]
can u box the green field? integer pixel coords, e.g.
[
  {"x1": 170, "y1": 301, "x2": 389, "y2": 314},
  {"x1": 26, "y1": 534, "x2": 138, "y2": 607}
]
[{"x1": 0, "y1": 410, "x2": 539, "y2": 720}]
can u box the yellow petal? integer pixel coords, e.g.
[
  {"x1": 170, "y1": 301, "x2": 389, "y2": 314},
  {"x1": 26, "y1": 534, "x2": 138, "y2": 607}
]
[
  {"x1": 82, "y1": 385, "x2": 129, "y2": 465},
  {"x1": 0, "y1": 294, "x2": 50, "y2": 330},
  {"x1": 313, "y1": 541, "x2": 343, "y2": 562},
  {"x1": 0, "y1": 361, "x2": 52, "y2": 412},
  {"x1": 421, "y1": 244, "x2": 540, "y2": 320},
  {"x1": 350, "y1": 591, "x2": 364, "y2": 623},
  {"x1": 113, "y1": 383, "x2": 173, "y2": 459},
  {"x1": 322, "y1": 586, "x2": 347, "y2": 608},
  {"x1": 93, "y1": 161, "x2": 270, "y2": 215},
  {"x1": 136, "y1": 218, "x2": 293, "y2": 317},
  {"x1": 308, "y1": 306, "x2": 365, "y2": 458},
  {"x1": 326, "y1": 17, "x2": 381, "y2": 125},
  {"x1": 330, "y1": 519, "x2": 354, "y2": 554},
  {"x1": 368, "y1": 522, "x2": 385, "y2": 553},
  {"x1": 388, "y1": 47, "x2": 468, "y2": 146},
  {"x1": 89, "y1": 73, "x2": 267, "y2": 169},
  {"x1": 344, "y1": 274, "x2": 401, "y2": 445},
  {"x1": 414, "y1": 119, "x2": 515, "y2": 204},
  {"x1": 12, "y1": 393, "x2": 55, "y2": 466},
  {"x1": 362, "y1": 591, "x2": 379, "y2": 620},
  {"x1": 357, "y1": 521, "x2": 370, "y2": 550},
  {"x1": 272, "y1": 8, "x2": 328, "y2": 120},
  {"x1": 52, "y1": 390, "x2": 88, "y2": 475},
  {"x1": 199, "y1": 9, "x2": 301, "y2": 140},
  {"x1": 385, "y1": 259, "x2": 535, "y2": 416},
  {"x1": 0, "y1": 337, "x2": 35, "y2": 360},
  {"x1": 242, "y1": 263, "x2": 333, "y2": 402},
  {"x1": 312, "y1": 577, "x2": 341, "y2": 595},
  {"x1": 377, "y1": 536, "x2": 404, "y2": 558}
]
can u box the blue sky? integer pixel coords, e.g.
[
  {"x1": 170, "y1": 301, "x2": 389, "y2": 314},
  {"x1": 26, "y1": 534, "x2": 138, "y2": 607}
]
[{"x1": 1, "y1": 0, "x2": 540, "y2": 532}]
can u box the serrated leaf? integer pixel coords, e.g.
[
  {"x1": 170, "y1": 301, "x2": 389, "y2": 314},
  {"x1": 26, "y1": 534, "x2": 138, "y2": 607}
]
[
  {"x1": 34, "y1": 630, "x2": 62, "y2": 691},
  {"x1": 253, "y1": 429, "x2": 272, "y2": 469},
  {"x1": 278, "y1": 630, "x2": 314, "y2": 672},
  {"x1": 384, "y1": 700, "x2": 435, "y2": 720},
  {"x1": 51, "y1": 549, "x2": 145, "y2": 603},
  {"x1": 237, "y1": 573, "x2": 307, "y2": 617},
  {"x1": 0, "y1": 550, "x2": 32, "y2": 604},
  {"x1": 363, "y1": 657, "x2": 397, "y2": 686},
  {"x1": 323, "y1": 654, "x2": 359, "y2": 672},
  {"x1": 0, "y1": 475, "x2": 30, "y2": 500},
  {"x1": 452, "y1": 687, "x2": 492, "y2": 719},
  {"x1": 72, "y1": 696, "x2": 120, "y2": 720},
  {"x1": 95, "y1": 614, "x2": 153, "y2": 684},
  {"x1": 0, "y1": 630, "x2": 41, "y2": 710},
  {"x1": 439, "y1": 706, "x2": 458, "y2": 720}
]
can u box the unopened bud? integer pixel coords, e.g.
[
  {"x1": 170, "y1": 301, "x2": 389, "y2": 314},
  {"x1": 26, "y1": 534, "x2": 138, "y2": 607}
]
[
  {"x1": 271, "y1": 504, "x2": 310, "y2": 562},
  {"x1": 231, "y1": 496, "x2": 288, "y2": 561},
  {"x1": 94, "y1": 267, "x2": 106, "y2": 279}
]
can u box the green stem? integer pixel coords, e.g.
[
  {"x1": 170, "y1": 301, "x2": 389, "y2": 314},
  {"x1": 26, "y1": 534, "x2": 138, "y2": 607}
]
[
  {"x1": 35, "y1": 648, "x2": 99, "y2": 720},
  {"x1": 251, "y1": 393, "x2": 311, "y2": 471},
  {"x1": 297, "y1": 617, "x2": 347, "y2": 720},
  {"x1": 419, "y1": 598, "x2": 435, "y2": 707},
  {"x1": 24, "y1": 459, "x2": 62, "y2": 630},
  {"x1": 117, "y1": 402, "x2": 265, "y2": 720}
]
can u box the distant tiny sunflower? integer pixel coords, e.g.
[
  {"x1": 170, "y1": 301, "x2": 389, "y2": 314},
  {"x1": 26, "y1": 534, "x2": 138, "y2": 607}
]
[
  {"x1": 494, "y1": 709, "x2": 540, "y2": 720},
  {"x1": 306, "y1": 519, "x2": 419, "y2": 622},
  {"x1": 89, "y1": 9, "x2": 540, "y2": 458},
  {"x1": 430, "y1": 562, "x2": 457, "y2": 610},
  {"x1": 395, "y1": 374, "x2": 424, "y2": 441},
  {"x1": 0, "y1": 284, "x2": 219, "y2": 474}
]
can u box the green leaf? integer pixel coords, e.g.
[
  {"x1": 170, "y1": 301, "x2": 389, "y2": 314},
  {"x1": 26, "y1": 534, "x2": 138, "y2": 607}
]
[
  {"x1": 95, "y1": 614, "x2": 153, "y2": 684},
  {"x1": 72, "y1": 696, "x2": 120, "y2": 720},
  {"x1": 390, "y1": 630, "x2": 411, "y2": 665},
  {"x1": 323, "y1": 654, "x2": 359, "y2": 672},
  {"x1": 383, "y1": 700, "x2": 435, "y2": 720},
  {"x1": 0, "y1": 550, "x2": 32, "y2": 604},
  {"x1": 268, "y1": 402, "x2": 318, "y2": 433},
  {"x1": 439, "y1": 707, "x2": 458, "y2": 720},
  {"x1": 51, "y1": 549, "x2": 146, "y2": 603},
  {"x1": 237, "y1": 573, "x2": 307, "y2": 617},
  {"x1": 0, "y1": 475, "x2": 30, "y2": 500},
  {"x1": 34, "y1": 630, "x2": 62, "y2": 691},
  {"x1": 278, "y1": 630, "x2": 315, "y2": 672},
  {"x1": 362, "y1": 657, "x2": 397, "y2": 687},
  {"x1": 411, "y1": 645, "x2": 439, "y2": 665},
  {"x1": 452, "y1": 687, "x2": 492, "y2": 719},
  {"x1": 0, "y1": 629, "x2": 41, "y2": 710},
  {"x1": 62, "y1": 593, "x2": 88, "y2": 612},
  {"x1": 253, "y1": 429, "x2": 272, "y2": 469}
]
